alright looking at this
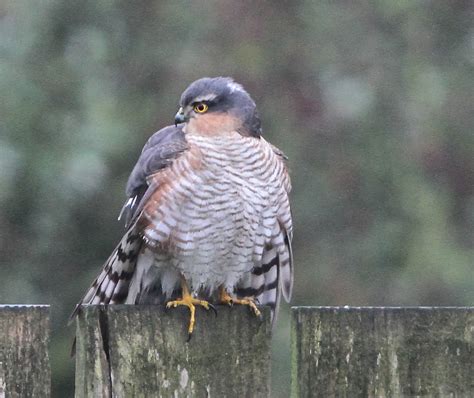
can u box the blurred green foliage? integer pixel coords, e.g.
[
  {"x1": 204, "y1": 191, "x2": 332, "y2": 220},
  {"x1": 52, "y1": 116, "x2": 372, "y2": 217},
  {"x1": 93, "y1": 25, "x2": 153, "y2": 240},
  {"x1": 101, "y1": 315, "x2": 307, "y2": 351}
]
[{"x1": 1, "y1": 1, "x2": 473, "y2": 396}]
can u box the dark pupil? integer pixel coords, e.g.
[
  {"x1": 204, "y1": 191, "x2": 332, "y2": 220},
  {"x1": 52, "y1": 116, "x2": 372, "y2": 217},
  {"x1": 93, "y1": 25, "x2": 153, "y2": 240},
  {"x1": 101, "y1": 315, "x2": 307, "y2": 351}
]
[{"x1": 198, "y1": 104, "x2": 204, "y2": 111}]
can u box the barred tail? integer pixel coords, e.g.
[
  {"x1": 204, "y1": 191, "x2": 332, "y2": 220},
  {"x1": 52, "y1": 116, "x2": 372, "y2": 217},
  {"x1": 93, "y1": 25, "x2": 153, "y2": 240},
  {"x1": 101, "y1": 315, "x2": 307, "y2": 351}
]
[
  {"x1": 69, "y1": 228, "x2": 142, "y2": 320},
  {"x1": 236, "y1": 221, "x2": 293, "y2": 325}
]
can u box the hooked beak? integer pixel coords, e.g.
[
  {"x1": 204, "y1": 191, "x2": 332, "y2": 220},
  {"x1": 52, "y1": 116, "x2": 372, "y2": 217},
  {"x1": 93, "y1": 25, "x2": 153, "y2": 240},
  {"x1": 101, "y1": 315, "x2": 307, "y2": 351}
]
[{"x1": 174, "y1": 107, "x2": 186, "y2": 126}]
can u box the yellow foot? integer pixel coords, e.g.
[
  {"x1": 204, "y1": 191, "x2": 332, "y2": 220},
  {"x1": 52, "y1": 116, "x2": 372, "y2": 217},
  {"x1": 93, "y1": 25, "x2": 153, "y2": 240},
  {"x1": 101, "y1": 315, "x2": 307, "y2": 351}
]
[
  {"x1": 166, "y1": 293, "x2": 216, "y2": 340},
  {"x1": 218, "y1": 287, "x2": 262, "y2": 317}
]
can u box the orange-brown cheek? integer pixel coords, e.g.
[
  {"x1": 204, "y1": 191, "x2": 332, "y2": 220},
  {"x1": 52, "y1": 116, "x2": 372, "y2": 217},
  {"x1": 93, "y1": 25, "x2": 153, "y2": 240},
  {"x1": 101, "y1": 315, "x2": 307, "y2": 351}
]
[{"x1": 185, "y1": 113, "x2": 241, "y2": 136}]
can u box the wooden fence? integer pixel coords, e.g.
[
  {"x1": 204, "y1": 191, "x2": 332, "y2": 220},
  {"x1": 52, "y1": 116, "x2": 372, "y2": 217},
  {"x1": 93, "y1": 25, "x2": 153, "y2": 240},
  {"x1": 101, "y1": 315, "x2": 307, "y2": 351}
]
[
  {"x1": 1, "y1": 305, "x2": 473, "y2": 397},
  {"x1": 291, "y1": 307, "x2": 474, "y2": 397},
  {"x1": 0, "y1": 305, "x2": 50, "y2": 398}
]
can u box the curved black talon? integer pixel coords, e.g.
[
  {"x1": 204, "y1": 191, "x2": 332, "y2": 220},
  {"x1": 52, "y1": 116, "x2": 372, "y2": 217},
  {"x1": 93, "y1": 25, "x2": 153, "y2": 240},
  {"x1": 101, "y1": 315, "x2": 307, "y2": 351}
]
[
  {"x1": 187, "y1": 332, "x2": 193, "y2": 342},
  {"x1": 208, "y1": 303, "x2": 218, "y2": 317}
]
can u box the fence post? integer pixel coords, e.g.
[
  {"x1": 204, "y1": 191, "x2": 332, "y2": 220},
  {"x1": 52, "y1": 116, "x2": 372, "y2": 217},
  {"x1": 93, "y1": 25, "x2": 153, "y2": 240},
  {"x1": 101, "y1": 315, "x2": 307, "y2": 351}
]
[
  {"x1": 0, "y1": 305, "x2": 51, "y2": 398},
  {"x1": 75, "y1": 305, "x2": 271, "y2": 397},
  {"x1": 291, "y1": 306, "x2": 474, "y2": 397}
]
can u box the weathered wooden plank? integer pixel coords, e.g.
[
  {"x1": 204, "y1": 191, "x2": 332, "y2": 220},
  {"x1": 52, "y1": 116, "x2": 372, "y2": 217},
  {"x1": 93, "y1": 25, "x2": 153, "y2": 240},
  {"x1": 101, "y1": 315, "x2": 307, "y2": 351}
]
[
  {"x1": 75, "y1": 305, "x2": 271, "y2": 397},
  {"x1": 291, "y1": 307, "x2": 474, "y2": 398},
  {"x1": 74, "y1": 307, "x2": 111, "y2": 398},
  {"x1": 0, "y1": 305, "x2": 51, "y2": 398}
]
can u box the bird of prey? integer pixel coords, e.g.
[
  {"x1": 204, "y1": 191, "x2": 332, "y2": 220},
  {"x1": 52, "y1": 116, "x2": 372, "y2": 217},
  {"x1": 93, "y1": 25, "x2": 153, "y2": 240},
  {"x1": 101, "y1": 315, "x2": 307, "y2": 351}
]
[{"x1": 72, "y1": 77, "x2": 293, "y2": 337}]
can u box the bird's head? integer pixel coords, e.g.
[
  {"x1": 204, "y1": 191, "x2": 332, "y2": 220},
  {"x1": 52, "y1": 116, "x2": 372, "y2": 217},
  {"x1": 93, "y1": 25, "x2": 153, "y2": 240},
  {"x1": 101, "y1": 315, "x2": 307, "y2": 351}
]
[{"x1": 174, "y1": 77, "x2": 261, "y2": 137}]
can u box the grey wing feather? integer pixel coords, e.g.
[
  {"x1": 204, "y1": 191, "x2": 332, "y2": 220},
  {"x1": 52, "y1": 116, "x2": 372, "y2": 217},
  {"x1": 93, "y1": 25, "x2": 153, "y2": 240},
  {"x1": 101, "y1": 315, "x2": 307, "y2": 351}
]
[
  {"x1": 118, "y1": 125, "x2": 188, "y2": 227},
  {"x1": 72, "y1": 125, "x2": 187, "y2": 321}
]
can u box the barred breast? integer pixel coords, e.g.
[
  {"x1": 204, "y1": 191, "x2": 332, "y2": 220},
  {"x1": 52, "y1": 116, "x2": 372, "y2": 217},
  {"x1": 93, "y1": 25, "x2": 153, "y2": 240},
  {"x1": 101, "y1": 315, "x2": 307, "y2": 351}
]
[{"x1": 140, "y1": 131, "x2": 290, "y2": 296}]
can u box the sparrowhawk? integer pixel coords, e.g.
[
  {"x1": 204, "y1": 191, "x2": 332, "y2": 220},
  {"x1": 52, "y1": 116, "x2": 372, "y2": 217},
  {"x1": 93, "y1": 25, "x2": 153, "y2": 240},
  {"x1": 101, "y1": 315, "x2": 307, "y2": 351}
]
[{"x1": 72, "y1": 77, "x2": 293, "y2": 337}]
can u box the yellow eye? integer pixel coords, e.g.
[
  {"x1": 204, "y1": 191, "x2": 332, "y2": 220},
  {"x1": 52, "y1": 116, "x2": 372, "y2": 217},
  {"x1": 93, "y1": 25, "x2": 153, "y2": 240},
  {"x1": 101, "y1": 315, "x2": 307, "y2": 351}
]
[{"x1": 193, "y1": 103, "x2": 208, "y2": 113}]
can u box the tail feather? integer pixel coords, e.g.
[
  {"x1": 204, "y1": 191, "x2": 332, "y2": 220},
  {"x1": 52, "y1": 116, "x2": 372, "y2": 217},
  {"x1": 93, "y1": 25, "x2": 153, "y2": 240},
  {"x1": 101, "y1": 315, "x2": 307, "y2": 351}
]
[
  {"x1": 276, "y1": 223, "x2": 293, "y2": 302},
  {"x1": 69, "y1": 228, "x2": 142, "y2": 320},
  {"x1": 236, "y1": 221, "x2": 293, "y2": 325}
]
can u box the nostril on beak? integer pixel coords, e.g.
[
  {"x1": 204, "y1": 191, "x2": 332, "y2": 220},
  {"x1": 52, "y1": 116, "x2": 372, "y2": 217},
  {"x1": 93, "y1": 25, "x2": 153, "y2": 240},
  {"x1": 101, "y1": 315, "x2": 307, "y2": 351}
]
[{"x1": 175, "y1": 108, "x2": 185, "y2": 126}]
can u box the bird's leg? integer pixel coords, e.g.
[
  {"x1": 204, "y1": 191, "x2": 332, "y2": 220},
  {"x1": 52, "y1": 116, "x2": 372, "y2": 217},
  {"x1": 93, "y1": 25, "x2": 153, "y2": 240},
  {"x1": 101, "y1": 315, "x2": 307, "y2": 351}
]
[
  {"x1": 166, "y1": 278, "x2": 216, "y2": 339},
  {"x1": 218, "y1": 286, "x2": 234, "y2": 306},
  {"x1": 218, "y1": 286, "x2": 262, "y2": 317}
]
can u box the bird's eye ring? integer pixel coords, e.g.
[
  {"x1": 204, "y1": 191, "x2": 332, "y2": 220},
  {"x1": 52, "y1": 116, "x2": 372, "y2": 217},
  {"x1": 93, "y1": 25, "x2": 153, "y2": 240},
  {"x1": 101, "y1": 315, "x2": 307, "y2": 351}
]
[{"x1": 193, "y1": 103, "x2": 208, "y2": 114}]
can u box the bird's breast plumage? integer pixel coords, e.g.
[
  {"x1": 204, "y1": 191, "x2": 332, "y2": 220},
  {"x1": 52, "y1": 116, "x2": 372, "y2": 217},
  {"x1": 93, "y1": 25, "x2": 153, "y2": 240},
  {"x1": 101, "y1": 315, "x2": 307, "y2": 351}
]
[{"x1": 141, "y1": 131, "x2": 290, "y2": 293}]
